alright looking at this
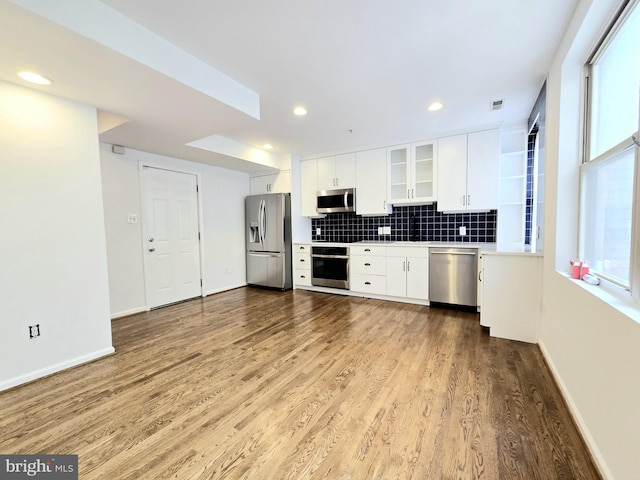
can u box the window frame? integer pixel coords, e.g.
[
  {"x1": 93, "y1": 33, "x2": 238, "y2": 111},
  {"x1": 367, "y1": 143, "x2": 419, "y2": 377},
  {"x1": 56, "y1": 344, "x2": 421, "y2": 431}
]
[{"x1": 580, "y1": 0, "x2": 640, "y2": 299}]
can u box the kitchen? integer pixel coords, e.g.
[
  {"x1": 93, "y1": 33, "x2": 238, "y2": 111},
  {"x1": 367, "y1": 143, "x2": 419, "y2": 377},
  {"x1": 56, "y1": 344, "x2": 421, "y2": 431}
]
[
  {"x1": 1, "y1": 0, "x2": 639, "y2": 479},
  {"x1": 246, "y1": 124, "x2": 541, "y2": 343}
]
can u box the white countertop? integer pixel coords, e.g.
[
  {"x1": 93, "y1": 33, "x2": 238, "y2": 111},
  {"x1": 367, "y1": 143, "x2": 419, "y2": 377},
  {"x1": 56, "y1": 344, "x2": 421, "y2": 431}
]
[{"x1": 297, "y1": 240, "x2": 542, "y2": 256}]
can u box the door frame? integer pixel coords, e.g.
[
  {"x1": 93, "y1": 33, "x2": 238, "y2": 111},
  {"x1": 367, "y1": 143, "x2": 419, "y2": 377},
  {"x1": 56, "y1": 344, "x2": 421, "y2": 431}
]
[{"x1": 138, "y1": 163, "x2": 205, "y2": 310}]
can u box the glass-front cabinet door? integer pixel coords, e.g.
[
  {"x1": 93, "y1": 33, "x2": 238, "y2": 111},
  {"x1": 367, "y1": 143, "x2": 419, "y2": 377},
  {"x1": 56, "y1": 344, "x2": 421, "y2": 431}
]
[
  {"x1": 387, "y1": 140, "x2": 436, "y2": 205},
  {"x1": 413, "y1": 141, "x2": 436, "y2": 201},
  {"x1": 388, "y1": 145, "x2": 410, "y2": 203}
]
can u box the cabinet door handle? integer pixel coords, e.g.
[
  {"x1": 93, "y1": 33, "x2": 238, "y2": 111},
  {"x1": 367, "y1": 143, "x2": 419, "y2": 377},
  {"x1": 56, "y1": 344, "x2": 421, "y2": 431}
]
[
  {"x1": 478, "y1": 270, "x2": 482, "y2": 281},
  {"x1": 364, "y1": 248, "x2": 371, "y2": 252},
  {"x1": 462, "y1": 195, "x2": 466, "y2": 206},
  {"x1": 365, "y1": 263, "x2": 371, "y2": 266},
  {"x1": 365, "y1": 281, "x2": 371, "y2": 285},
  {"x1": 407, "y1": 261, "x2": 410, "y2": 272},
  {"x1": 411, "y1": 188, "x2": 414, "y2": 198},
  {"x1": 467, "y1": 194, "x2": 470, "y2": 206},
  {"x1": 300, "y1": 258, "x2": 305, "y2": 262},
  {"x1": 403, "y1": 261, "x2": 406, "y2": 272},
  {"x1": 301, "y1": 275, "x2": 306, "y2": 279}
]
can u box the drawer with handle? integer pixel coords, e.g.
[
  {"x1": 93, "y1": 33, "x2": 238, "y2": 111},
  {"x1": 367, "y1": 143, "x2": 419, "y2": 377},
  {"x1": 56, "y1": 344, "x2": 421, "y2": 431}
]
[
  {"x1": 350, "y1": 245, "x2": 387, "y2": 256},
  {"x1": 350, "y1": 255, "x2": 387, "y2": 275},
  {"x1": 350, "y1": 274, "x2": 387, "y2": 295},
  {"x1": 294, "y1": 252, "x2": 311, "y2": 270}
]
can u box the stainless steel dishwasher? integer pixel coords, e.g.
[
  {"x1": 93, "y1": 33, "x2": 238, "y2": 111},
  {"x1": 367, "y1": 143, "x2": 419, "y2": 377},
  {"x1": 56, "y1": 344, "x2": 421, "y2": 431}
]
[{"x1": 429, "y1": 247, "x2": 478, "y2": 307}]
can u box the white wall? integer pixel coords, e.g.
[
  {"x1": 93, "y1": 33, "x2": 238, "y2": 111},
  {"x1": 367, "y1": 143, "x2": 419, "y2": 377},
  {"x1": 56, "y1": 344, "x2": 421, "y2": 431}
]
[
  {"x1": 542, "y1": 1, "x2": 640, "y2": 478},
  {"x1": 100, "y1": 145, "x2": 250, "y2": 317},
  {"x1": 0, "y1": 81, "x2": 114, "y2": 391},
  {"x1": 290, "y1": 153, "x2": 312, "y2": 243}
]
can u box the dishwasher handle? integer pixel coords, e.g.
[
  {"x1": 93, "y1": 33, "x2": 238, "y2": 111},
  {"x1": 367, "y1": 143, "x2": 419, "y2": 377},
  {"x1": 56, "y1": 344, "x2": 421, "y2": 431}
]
[{"x1": 430, "y1": 249, "x2": 477, "y2": 255}]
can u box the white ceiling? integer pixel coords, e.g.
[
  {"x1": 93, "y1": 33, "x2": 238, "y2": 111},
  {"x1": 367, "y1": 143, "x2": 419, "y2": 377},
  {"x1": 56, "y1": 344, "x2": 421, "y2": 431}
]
[{"x1": 0, "y1": 0, "x2": 577, "y2": 174}]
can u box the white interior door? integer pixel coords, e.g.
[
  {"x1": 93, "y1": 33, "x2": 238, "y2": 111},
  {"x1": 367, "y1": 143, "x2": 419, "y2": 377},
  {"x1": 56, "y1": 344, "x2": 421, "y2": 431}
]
[{"x1": 141, "y1": 167, "x2": 202, "y2": 308}]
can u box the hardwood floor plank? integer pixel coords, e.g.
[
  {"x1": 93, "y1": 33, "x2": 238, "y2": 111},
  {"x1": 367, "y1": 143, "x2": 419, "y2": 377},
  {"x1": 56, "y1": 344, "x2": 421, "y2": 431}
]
[{"x1": 0, "y1": 288, "x2": 600, "y2": 479}]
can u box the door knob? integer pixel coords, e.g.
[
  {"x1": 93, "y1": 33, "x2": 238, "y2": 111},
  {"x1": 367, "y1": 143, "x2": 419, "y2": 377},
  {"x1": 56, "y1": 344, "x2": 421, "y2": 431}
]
[
  {"x1": 149, "y1": 247, "x2": 155, "y2": 252},
  {"x1": 148, "y1": 237, "x2": 154, "y2": 242}
]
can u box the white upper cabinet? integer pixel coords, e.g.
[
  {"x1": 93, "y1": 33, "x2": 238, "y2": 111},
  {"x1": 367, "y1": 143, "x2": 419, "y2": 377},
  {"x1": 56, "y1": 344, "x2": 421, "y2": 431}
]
[
  {"x1": 437, "y1": 134, "x2": 468, "y2": 211},
  {"x1": 250, "y1": 170, "x2": 291, "y2": 195},
  {"x1": 317, "y1": 153, "x2": 356, "y2": 190},
  {"x1": 355, "y1": 148, "x2": 392, "y2": 216},
  {"x1": 437, "y1": 129, "x2": 499, "y2": 212},
  {"x1": 467, "y1": 130, "x2": 500, "y2": 209},
  {"x1": 387, "y1": 140, "x2": 437, "y2": 205}
]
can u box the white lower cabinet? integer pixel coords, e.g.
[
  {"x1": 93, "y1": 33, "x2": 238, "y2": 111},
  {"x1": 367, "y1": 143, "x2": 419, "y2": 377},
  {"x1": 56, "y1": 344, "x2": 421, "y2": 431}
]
[
  {"x1": 480, "y1": 253, "x2": 542, "y2": 343},
  {"x1": 293, "y1": 244, "x2": 312, "y2": 286},
  {"x1": 350, "y1": 245, "x2": 387, "y2": 295},
  {"x1": 386, "y1": 247, "x2": 429, "y2": 300},
  {"x1": 477, "y1": 253, "x2": 483, "y2": 311}
]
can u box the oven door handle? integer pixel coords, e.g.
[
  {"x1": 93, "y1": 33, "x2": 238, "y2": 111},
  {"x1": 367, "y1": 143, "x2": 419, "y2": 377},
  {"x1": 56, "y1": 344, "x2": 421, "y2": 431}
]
[{"x1": 311, "y1": 254, "x2": 350, "y2": 259}]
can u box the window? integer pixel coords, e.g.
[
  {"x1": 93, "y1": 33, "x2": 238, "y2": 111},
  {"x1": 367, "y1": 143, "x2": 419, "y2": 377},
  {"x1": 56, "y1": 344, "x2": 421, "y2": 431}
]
[{"x1": 581, "y1": 0, "x2": 640, "y2": 295}]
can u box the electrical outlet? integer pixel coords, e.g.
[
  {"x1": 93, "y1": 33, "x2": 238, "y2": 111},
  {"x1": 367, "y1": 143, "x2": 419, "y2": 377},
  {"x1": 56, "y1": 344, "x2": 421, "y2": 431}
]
[
  {"x1": 127, "y1": 214, "x2": 138, "y2": 224},
  {"x1": 29, "y1": 324, "x2": 40, "y2": 339},
  {"x1": 383, "y1": 226, "x2": 391, "y2": 235},
  {"x1": 377, "y1": 226, "x2": 383, "y2": 235},
  {"x1": 316, "y1": 227, "x2": 321, "y2": 235},
  {"x1": 459, "y1": 226, "x2": 467, "y2": 236}
]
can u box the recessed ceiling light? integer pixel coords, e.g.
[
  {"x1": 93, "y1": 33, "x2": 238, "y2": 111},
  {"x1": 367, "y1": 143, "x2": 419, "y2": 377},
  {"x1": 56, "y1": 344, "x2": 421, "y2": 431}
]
[
  {"x1": 17, "y1": 71, "x2": 52, "y2": 86},
  {"x1": 293, "y1": 106, "x2": 307, "y2": 116},
  {"x1": 263, "y1": 144, "x2": 273, "y2": 150},
  {"x1": 427, "y1": 102, "x2": 443, "y2": 111}
]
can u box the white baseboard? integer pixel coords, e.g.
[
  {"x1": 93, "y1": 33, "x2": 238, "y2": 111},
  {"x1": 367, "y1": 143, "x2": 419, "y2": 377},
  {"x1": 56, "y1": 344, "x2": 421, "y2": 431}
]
[
  {"x1": 538, "y1": 340, "x2": 612, "y2": 480},
  {"x1": 110, "y1": 307, "x2": 147, "y2": 319},
  {"x1": 0, "y1": 347, "x2": 115, "y2": 392},
  {"x1": 204, "y1": 283, "x2": 247, "y2": 297}
]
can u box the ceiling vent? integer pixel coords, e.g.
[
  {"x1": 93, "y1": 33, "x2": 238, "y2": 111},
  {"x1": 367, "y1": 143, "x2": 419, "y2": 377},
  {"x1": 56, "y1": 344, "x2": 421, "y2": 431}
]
[{"x1": 491, "y1": 99, "x2": 504, "y2": 111}]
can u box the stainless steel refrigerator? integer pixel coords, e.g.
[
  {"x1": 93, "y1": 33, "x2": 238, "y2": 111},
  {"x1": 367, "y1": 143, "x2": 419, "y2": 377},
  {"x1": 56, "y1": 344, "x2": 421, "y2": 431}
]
[{"x1": 245, "y1": 193, "x2": 292, "y2": 290}]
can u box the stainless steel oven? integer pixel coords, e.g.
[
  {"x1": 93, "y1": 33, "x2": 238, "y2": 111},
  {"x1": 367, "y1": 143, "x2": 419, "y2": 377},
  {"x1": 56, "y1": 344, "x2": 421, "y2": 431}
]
[{"x1": 311, "y1": 246, "x2": 349, "y2": 289}]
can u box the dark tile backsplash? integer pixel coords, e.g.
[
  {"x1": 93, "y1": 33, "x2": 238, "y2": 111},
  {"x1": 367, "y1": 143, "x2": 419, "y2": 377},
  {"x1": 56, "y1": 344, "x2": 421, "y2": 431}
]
[{"x1": 311, "y1": 203, "x2": 497, "y2": 243}]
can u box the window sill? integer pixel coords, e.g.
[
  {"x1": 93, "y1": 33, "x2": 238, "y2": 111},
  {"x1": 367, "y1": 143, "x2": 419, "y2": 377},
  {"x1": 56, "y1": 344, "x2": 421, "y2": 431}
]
[{"x1": 561, "y1": 272, "x2": 640, "y2": 325}]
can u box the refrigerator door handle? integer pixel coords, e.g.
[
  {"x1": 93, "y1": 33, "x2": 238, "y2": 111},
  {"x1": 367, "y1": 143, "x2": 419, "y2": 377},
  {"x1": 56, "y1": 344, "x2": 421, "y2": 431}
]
[
  {"x1": 248, "y1": 252, "x2": 282, "y2": 258},
  {"x1": 258, "y1": 200, "x2": 265, "y2": 246},
  {"x1": 261, "y1": 199, "x2": 267, "y2": 245},
  {"x1": 256, "y1": 201, "x2": 261, "y2": 246}
]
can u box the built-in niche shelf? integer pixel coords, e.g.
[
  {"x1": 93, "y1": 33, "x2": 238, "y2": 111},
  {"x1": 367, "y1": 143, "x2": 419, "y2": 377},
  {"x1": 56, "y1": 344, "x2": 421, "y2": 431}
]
[{"x1": 497, "y1": 127, "x2": 527, "y2": 249}]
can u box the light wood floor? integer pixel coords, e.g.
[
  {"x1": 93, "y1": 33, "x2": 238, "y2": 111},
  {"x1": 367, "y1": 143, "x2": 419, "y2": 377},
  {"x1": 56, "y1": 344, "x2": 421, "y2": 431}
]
[{"x1": 1, "y1": 288, "x2": 600, "y2": 479}]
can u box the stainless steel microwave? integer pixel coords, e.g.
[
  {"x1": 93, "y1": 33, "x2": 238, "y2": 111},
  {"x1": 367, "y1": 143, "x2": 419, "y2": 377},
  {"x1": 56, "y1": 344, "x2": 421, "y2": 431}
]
[{"x1": 316, "y1": 188, "x2": 356, "y2": 214}]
